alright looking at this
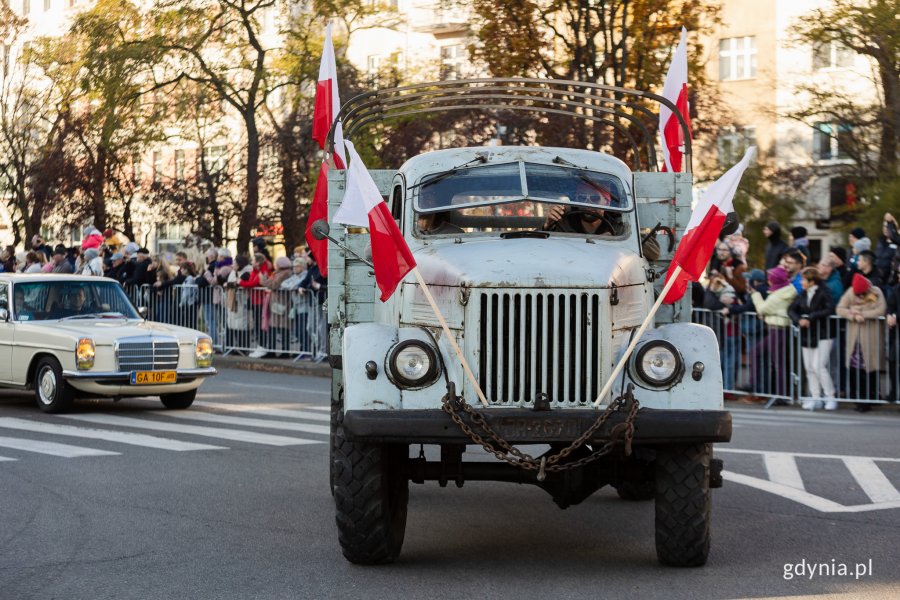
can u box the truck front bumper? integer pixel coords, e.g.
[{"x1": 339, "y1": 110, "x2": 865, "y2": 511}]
[{"x1": 342, "y1": 407, "x2": 732, "y2": 446}]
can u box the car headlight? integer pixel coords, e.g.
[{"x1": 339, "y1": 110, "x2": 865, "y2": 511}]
[
  {"x1": 386, "y1": 340, "x2": 440, "y2": 389},
  {"x1": 633, "y1": 340, "x2": 683, "y2": 388},
  {"x1": 76, "y1": 338, "x2": 95, "y2": 370},
  {"x1": 195, "y1": 338, "x2": 213, "y2": 368}
]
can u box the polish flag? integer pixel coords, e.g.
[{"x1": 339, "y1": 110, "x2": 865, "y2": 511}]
[
  {"x1": 311, "y1": 23, "x2": 346, "y2": 167},
  {"x1": 305, "y1": 161, "x2": 330, "y2": 276},
  {"x1": 662, "y1": 147, "x2": 756, "y2": 304},
  {"x1": 334, "y1": 140, "x2": 416, "y2": 301},
  {"x1": 659, "y1": 27, "x2": 692, "y2": 173}
]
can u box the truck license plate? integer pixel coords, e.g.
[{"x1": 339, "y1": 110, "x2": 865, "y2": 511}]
[{"x1": 130, "y1": 371, "x2": 177, "y2": 385}]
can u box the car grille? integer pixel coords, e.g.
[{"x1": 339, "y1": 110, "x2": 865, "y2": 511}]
[
  {"x1": 476, "y1": 290, "x2": 604, "y2": 406},
  {"x1": 116, "y1": 338, "x2": 180, "y2": 371}
]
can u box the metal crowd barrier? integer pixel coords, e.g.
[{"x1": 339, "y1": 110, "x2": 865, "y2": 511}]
[
  {"x1": 693, "y1": 308, "x2": 895, "y2": 407},
  {"x1": 126, "y1": 283, "x2": 327, "y2": 361}
]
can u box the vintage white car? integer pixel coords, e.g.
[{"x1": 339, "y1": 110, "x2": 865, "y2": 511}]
[{"x1": 0, "y1": 274, "x2": 216, "y2": 413}]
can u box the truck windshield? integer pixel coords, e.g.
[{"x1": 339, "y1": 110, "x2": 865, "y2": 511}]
[{"x1": 414, "y1": 161, "x2": 632, "y2": 237}]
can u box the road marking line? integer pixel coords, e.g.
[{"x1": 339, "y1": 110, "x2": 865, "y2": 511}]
[
  {"x1": 0, "y1": 456, "x2": 15, "y2": 462},
  {"x1": 0, "y1": 418, "x2": 225, "y2": 451},
  {"x1": 728, "y1": 418, "x2": 788, "y2": 427},
  {"x1": 716, "y1": 447, "x2": 900, "y2": 463},
  {"x1": 224, "y1": 381, "x2": 330, "y2": 395},
  {"x1": 764, "y1": 453, "x2": 805, "y2": 490},
  {"x1": 151, "y1": 411, "x2": 330, "y2": 435},
  {"x1": 0, "y1": 436, "x2": 120, "y2": 458},
  {"x1": 723, "y1": 471, "x2": 900, "y2": 513},
  {"x1": 843, "y1": 457, "x2": 900, "y2": 504},
  {"x1": 193, "y1": 401, "x2": 330, "y2": 421},
  {"x1": 730, "y1": 414, "x2": 866, "y2": 426},
  {"x1": 61, "y1": 414, "x2": 320, "y2": 446}
]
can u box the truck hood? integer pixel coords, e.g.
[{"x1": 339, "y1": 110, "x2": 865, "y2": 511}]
[{"x1": 413, "y1": 237, "x2": 647, "y2": 289}]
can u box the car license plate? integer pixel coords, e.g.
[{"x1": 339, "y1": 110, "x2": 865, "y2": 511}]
[{"x1": 130, "y1": 371, "x2": 177, "y2": 385}]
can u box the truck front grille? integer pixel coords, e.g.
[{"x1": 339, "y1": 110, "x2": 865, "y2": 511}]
[
  {"x1": 116, "y1": 338, "x2": 180, "y2": 371},
  {"x1": 477, "y1": 290, "x2": 603, "y2": 406}
]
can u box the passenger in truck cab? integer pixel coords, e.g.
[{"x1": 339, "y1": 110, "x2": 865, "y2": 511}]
[{"x1": 542, "y1": 180, "x2": 624, "y2": 236}]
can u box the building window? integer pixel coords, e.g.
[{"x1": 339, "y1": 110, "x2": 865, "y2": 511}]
[
  {"x1": 814, "y1": 122, "x2": 852, "y2": 160},
  {"x1": 131, "y1": 155, "x2": 141, "y2": 183},
  {"x1": 718, "y1": 36, "x2": 756, "y2": 81},
  {"x1": 201, "y1": 145, "x2": 227, "y2": 180},
  {"x1": 440, "y1": 44, "x2": 465, "y2": 81},
  {"x1": 152, "y1": 151, "x2": 162, "y2": 183},
  {"x1": 156, "y1": 223, "x2": 189, "y2": 254},
  {"x1": 813, "y1": 40, "x2": 853, "y2": 70},
  {"x1": 717, "y1": 126, "x2": 756, "y2": 166},
  {"x1": 174, "y1": 149, "x2": 185, "y2": 181},
  {"x1": 366, "y1": 55, "x2": 381, "y2": 85}
]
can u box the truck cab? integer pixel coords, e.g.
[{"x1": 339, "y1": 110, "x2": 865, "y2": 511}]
[{"x1": 324, "y1": 79, "x2": 732, "y2": 567}]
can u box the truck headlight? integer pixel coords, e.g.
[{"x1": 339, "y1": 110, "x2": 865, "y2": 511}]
[
  {"x1": 386, "y1": 340, "x2": 440, "y2": 389},
  {"x1": 633, "y1": 340, "x2": 683, "y2": 388},
  {"x1": 195, "y1": 338, "x2": 213, "y2": 368},
  {"x1": 76, "y1": 338, "x2": 95, "y2": 370}
]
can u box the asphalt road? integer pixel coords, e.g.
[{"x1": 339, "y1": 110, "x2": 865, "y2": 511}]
[{"x1": 1, "y1": 368, "x2": 898, "y2": 600}]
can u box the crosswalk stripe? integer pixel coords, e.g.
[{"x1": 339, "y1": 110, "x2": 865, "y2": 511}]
[
  {"x1": 152, "y1": 411, "x2": 330, "y2": 435},
  {"x1": 0, "y1": 418, "x2": 225, "y2": 451},
  {"x1": 731, "y1": 415, "x2": 863, "y2": 426},
  {"x1": 0, "y1": 456, "x2": 15, "y2": 462},
  {"x1": 764, "y1": 453, "x2": 804, "y2": 490},
  {"x1": 728, "y1": 409, "x2": 870, "y2": 424},
  {"x1": 843, "y1": 457, "x2": 900, "y2": 503},
  {"x1": 61, "y1": 414, "x2": 320, "y2": 446},
  {"x1": 193, "y1": 401, "x2": 330, "y2": 422},
  {"x1": 0, "y1": 436, "x2": 120, "y2": 458},
  {"x1": 716, "y1": 447, "x2": 900, "y2": 463}
]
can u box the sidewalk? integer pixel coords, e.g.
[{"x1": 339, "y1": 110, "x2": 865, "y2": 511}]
[{"x1": 213, "y1": 353, "x2": 332, "y2": 378}]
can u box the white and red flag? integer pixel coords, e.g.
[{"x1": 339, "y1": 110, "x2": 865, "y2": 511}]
[
  {"x1": 311, "y1": 23, "x2": 346, "y2": 167},
  {"x1": 306, "y1": 24, "x2": 347, "y2": 276},
  {"x1": 333, "y1": 140, "x2": 416, "y2": 302},
  {"x1": 659, "y1": 27, "x2": 692, "y2": 173},
  {"x1": 662, "y1": 146, "x2": 756, "y2": 304}
]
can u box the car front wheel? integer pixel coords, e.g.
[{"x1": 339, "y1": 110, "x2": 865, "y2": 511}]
[
  {"x1": 160, "y1": 389, "x2": 197, "y2": 409},
  {"x1": 34, "y1": 357, "x2": 75, "y2": 414}
]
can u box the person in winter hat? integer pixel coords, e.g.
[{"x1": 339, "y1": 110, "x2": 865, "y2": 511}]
[
  {"x1": 750, "y1": 266, "x2": 798, "y2": 397},
  {"x1": 789, "y1": 225, "x2": 811, "y2": 263},
  {"x1": 837, "y1": 273, "x2": 887, "y2": 411},
  {"x1": 763, "y1": 221, "x2": 790, "y2": 271},
  {"x1": 81, "y1": 226, "x2": 104, "y2": 251}
]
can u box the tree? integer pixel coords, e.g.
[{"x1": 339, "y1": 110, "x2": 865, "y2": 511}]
[
  {"x1": 466, "y1": 0, "x2": 724, "y2": 164},
  {"x1": 792, "y1": 0, "x2": 899, "y2": 179},
  {"x1": 0, "y1": 6, "x2": 72, "y2": 246}
]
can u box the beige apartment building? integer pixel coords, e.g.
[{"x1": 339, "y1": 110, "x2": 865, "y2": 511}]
[{"x1": 702, "y1": 0, "x2": 878, "y2": 259}]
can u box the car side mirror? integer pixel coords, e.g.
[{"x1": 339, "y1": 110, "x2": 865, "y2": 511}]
[
  {"x1": 137, "y1": 306, "x2": 148, "y2": 318},
  {"x1": 0, "y1": 308, "x2": 9, "y2": 321}
]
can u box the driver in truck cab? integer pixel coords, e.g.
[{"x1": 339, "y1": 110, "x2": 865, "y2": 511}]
[{"x1": 542, "y1": 180, "x2": 623, "y2": 235}]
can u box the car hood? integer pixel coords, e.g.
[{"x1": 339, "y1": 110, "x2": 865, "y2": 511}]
[
  {"x1": 413, "y1": 237, "x2": 647, "y2": 289},
  {"x1": 36, "y1": 319, "x2": 201, "y2": 345}
]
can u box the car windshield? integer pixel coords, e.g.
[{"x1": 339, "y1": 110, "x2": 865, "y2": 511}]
[
  {"x1": 12, "y1": 280, "x2": 140, "y2": 322},
  {"x1": 414, "y1": 161, "x2": 632, "y2": 237}
]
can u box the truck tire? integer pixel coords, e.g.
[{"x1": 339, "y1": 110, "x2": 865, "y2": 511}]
[
  {"x1": 654, "y1": 443, "x2": 711, "y2": 567},
  {"x1": 615, "y1": 480, "x2": 655, "y2": 501},
  {"x1": 333, "y1": 422, "x2": 408, "y2": 564},
  {"x1": 329, "y1": 389, "x2": 343, "y2": 497}
]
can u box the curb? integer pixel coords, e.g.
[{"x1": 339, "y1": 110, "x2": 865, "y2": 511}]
[{"x1": 213, "y1": 354, "x2": 332, "y2": 378}]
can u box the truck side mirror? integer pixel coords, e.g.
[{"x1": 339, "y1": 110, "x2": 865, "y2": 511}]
[
  {"x1": 311, "y1": 220, "x2": 330, "y2": 241},
  {"x1": 720, "y1": 211, "x2": 740, "y2": 237},
  {"x1": 138, "y1": 306, "x2": 148, "y2": 318},
  {"x1": 0, "y1": 308, "x2": 8, "y2": 322}
]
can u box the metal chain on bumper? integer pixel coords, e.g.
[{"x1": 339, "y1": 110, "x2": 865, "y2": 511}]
[{"x1": 442, "y1": 384, "x2": 641, "y2": 481}]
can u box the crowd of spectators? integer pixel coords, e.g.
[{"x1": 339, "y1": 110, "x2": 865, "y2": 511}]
[
  {"x1": 694, "y1": 214, "x2": 900, "y2": 411},
  {"x1": 1, "y1": 227, "x2": 328, "y2": 360}
]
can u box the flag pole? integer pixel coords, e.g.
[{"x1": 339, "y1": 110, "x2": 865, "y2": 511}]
[
  {"x1": 412, "y1": 267, "x2": 489, "y2": 407},
  {"x1": 592, "y1": 265, "x2": 683, "y2": 407}
]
